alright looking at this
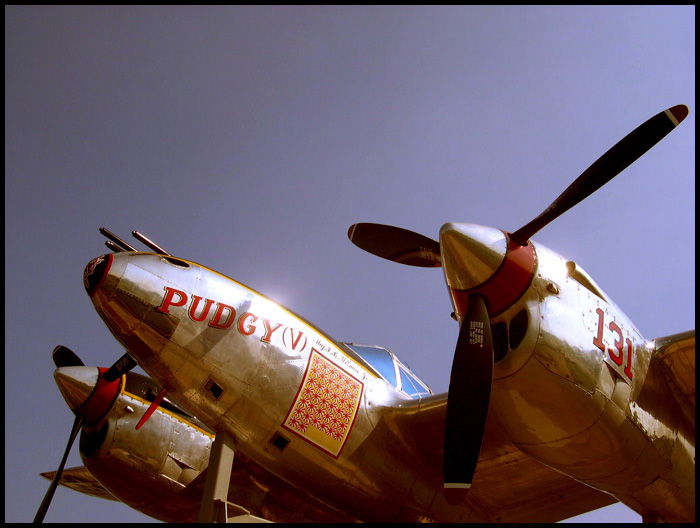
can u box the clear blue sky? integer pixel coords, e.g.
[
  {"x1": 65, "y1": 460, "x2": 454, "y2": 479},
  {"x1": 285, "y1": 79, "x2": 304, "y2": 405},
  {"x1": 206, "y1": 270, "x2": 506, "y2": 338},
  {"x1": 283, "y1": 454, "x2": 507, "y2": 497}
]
[{"x1": 6, "y1": 6, "x2": 694, "y2": 523}]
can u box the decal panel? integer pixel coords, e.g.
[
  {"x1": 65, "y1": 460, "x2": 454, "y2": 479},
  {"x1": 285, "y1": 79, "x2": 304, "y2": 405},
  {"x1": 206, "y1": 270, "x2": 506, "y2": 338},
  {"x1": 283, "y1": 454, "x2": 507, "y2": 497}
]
[{"x1": 283, "y1": 350, "x2": 363, "y2": 458}]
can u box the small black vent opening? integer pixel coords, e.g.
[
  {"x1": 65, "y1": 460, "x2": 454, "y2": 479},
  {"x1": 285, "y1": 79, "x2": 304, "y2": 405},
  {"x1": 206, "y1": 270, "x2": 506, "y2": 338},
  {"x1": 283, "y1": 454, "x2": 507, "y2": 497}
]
[
  {"x1": 509, "y1": 309, "x2": 529, "y2": 350},
  {"x1": 205, "y1": 379, "x2": 224, "y2": 400},
  {"x1": 492, "y1": 322, "x2": 508, "y2": 362},
  {"x1": 270, "y1": 433, "x2": 290, "y2": 451}
]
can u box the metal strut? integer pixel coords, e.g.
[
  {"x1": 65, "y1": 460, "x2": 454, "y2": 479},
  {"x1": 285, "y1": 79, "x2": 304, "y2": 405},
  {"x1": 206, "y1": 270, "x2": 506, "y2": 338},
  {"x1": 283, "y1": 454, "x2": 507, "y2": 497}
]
[{"x1": 198, "y1": 431, "x2": 236, "y2": 523}]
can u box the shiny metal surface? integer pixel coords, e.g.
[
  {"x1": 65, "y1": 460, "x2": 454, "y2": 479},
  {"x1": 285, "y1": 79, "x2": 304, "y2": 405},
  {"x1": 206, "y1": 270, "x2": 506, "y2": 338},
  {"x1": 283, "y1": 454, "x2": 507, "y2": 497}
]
[
  {"x1": 54, "y1": 367, "x2": 102, "y2": 411},
  {"x1": 440, "y1": 223, "x2": 507, "y2": 290},
  {"x1": 52, "y1": 367, "x2": 362, "y2": 522},
  {"x1": 433, "y1": 220, "x2": 692, "y2": 522},
  {"x1": 82, "y1": 231, "x2": 693, "y2": 522},
  {"x1": 88, "y1": 252, "x2": 445, "y2": 521},
  {"x1": 80, "y1": 250, "x2": 602, "y2": 522},
  {"x1": 487, "y1": 240, "x2": 694, "y2": 522},
  {"x1": 441, "y1": 222, "x2": 537, "y2": 317}
]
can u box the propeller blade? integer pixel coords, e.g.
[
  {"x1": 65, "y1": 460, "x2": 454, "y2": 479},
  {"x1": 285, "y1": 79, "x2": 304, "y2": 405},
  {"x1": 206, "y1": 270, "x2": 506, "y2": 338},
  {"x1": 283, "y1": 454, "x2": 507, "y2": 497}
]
[
  {"x1": 37, "y1": 346, "x2": 136, "y2": 521},
  {"x1": 443, "y1": 294, "x2": 493, "y2": 503},
  {"x1": 33, "y1": 414, "x2": 83, "y2": 523},
  {"x1": 511, "y1": 104, "x2": 689, "y2": 245},
  {"x1": 52, "y1": 345, "x2": 84, "y2": 368},
  {"x1": 102, "y1": 352, "x2": 137, "y2": 382},
  {"x1": 347, "y1": 223, "x2": 442, "y2": 267}
]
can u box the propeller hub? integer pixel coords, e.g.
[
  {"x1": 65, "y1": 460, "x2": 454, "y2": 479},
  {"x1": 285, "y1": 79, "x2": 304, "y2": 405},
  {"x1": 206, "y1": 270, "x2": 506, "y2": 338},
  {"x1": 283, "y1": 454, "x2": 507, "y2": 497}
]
[
  {"x1": 440, "y1": 223, "x2": 507, "y2": 290},
  {"x1": 440, "y1": 223, "x2": 536, "y2": 317},
  {"x1": 54, "y1": 366, "x2": 122, "y2": 425}
]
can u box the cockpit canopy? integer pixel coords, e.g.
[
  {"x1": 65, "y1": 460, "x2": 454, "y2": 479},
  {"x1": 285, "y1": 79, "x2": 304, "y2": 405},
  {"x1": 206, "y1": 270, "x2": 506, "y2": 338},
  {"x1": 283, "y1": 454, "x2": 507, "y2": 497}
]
[{"x1": 341, "y1": 343, "x2": 432, "y2": 399}]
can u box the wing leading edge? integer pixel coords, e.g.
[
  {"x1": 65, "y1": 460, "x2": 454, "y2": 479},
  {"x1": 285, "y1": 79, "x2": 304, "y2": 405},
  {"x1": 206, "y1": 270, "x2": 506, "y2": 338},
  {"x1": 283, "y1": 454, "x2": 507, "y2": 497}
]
[
  {"x1": 650, "y1": 330, "x2": 695, "y2": 430},
  {"x1": 40, "y1": 466, "x2": 119, "y2": 502}
]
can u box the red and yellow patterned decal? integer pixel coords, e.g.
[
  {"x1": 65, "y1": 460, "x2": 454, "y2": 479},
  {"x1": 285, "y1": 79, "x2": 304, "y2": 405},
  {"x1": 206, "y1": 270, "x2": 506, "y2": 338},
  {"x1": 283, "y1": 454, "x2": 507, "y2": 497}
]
[{"x1": 283, "y1": 349, "x2": 363, "y2": 458}]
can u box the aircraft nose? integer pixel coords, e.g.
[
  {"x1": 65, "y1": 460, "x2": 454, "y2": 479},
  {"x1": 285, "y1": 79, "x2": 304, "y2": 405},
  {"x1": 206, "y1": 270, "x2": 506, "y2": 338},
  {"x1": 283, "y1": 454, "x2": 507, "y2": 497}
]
[
  {"x1": 440, "y1": 223, "x2": 536, "y2": 317},
  {"x1": 83, "y1": 254, "x2": 112, "y2": 295},
  {"x1": 54, "y1": 366, "x2": 122, "y2": 425}
]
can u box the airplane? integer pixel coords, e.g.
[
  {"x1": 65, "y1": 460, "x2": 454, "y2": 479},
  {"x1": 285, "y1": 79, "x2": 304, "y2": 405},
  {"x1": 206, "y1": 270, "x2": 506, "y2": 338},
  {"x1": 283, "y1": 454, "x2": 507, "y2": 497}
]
[{"x1": 35, "y1": 104, "x2": 694, "y2": 523}]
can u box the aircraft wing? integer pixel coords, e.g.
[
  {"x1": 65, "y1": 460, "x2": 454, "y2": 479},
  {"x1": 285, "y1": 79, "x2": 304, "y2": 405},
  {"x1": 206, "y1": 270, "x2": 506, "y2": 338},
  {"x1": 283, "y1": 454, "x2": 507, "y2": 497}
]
[
  {"x1": 390, "y1": 395, "x2": 616, "y2": 522},
  {"x1": 40, "y1": 466, "x2": 119, "y2": 502},
  {"x1": 650, "y1": 330, "x2": 695, "y2": 429}
]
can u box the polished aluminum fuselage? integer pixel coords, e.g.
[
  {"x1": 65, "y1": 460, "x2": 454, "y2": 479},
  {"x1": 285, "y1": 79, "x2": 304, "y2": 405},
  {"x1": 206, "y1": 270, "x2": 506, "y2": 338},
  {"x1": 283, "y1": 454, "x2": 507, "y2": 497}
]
[
  {"x1": 87, "y1": 245, "x2": 693, "y2": 522},
  {"x1": 482, "y1": 243, "x2": 694, "y2": 521},
  {"x1": 89, "y1": 252, "x2": 469, "y2": 522}
]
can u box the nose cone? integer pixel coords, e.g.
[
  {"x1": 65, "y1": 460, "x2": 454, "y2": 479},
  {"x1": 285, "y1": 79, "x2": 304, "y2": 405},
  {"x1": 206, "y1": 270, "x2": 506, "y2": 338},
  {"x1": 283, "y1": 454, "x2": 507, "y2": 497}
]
[
  {"x1": 54, "y1": 366, "x2": 121, "y2": 425},
  {"x1": 440, "y1": 223, "x2": 537, "y2": 317},
  {"x1": 54, "y1": 366, "x2": 100, "y2": 411},
  {"x1": 440, "y1": 223, "x2": 507, "y2": 290}
]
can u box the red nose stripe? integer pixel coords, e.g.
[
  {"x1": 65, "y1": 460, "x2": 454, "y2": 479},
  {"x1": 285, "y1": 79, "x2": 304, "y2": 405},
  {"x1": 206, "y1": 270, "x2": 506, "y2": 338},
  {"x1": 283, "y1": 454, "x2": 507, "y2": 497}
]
[{"x1": 451, "y1": 236, "x2": 536, "y2": 317}]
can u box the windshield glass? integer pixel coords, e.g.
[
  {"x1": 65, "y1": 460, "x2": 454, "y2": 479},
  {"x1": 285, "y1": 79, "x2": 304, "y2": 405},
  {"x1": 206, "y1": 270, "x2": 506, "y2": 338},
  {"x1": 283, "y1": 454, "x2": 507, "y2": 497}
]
[
  {"x1": 341, "y1": 343, "x2": 432, "y2": 399},
  {"x1": 398, "y1": 366, "x2": 432, "y2": 399}
]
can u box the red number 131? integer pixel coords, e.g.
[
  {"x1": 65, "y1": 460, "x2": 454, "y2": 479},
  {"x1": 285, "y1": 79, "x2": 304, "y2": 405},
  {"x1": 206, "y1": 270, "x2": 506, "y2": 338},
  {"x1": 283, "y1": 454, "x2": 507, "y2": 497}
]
[{"x1": 593, "y1": 308, "x2": 633, "y2": 381}]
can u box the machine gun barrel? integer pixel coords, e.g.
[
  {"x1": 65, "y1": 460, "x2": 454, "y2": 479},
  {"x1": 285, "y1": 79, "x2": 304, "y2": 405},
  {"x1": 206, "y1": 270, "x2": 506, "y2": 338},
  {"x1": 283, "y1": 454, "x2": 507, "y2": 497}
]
[
  {"x1": 132, "y1": 231, "x2": 171, "y2": 256},
  {"x1": 99, "y1": 227, "x2": 138, "y2": 252}
]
